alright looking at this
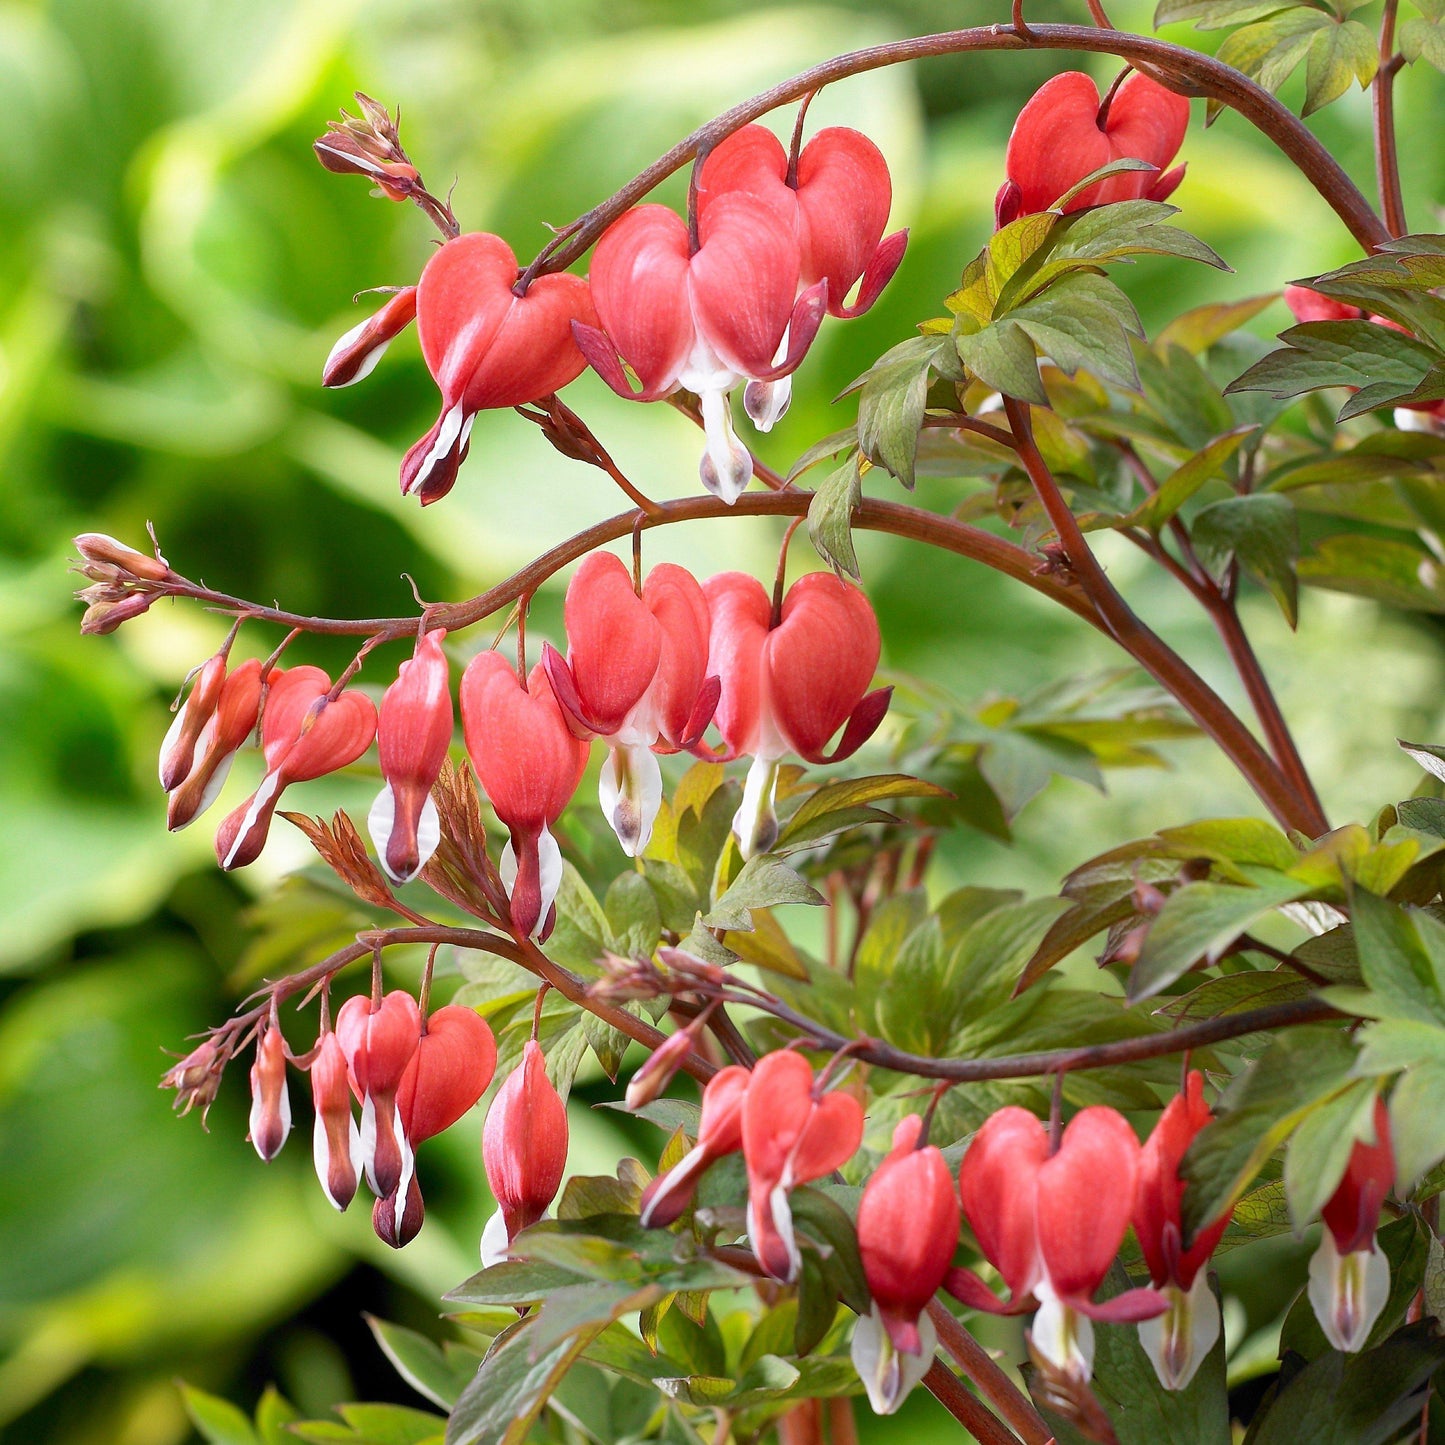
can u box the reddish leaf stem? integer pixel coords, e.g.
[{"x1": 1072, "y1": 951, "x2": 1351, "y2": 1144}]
[
  {"x1": 927, "y1": 1302, "x2": 1054, "y2": 1445},
  {"x1": 1374, "y1": 0, "x2": 1408, "y2": 239}
]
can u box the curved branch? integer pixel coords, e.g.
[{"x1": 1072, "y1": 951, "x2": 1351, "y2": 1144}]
[{"x1": 519, "y1": 22, "x2": 1386, "y2": 286}]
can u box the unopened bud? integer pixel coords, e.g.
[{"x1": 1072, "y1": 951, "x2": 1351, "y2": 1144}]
[
  {"x1": 81, "y1": 592, "x2": 154, "y2": 635},
  {"x1": 73, "y1": 532, "x2": 170, "y2": 582},
  {"x1": 589, "y1": 950, "x2": 666, "y2": 1003},
  {"x1": 625, "y1": 1027, "x2": 695, "y2": 1111},
  {"x1": 311, "y1": 1030, "x2": 362, "y2": 1212},
  {"x1": 657, "y1": 946, "x2": 729, "y2": 989},
  {"x1": 248, "y1": 1027, "x2": 292, "y2": 1162},
  {"x1": 160, "y1": 653, "x2": 228, "y2": 792},
  {"x1": 373, "y1": 1173, "x2": 426, "y2": 1248},
  {"x1": 161, "y1": 1038, "x2": 225, "y2": 1124}
]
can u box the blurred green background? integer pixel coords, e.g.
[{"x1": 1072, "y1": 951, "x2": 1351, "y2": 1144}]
[{"x1": 3, "y1": 0, "x2": 1444, "y2": 1440}]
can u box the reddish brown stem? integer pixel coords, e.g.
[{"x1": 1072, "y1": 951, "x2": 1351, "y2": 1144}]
[
  {"x1": 1374, "y1": 0, "x2": 1408, "y2": 238},
  {"x1": 516, "y1": 23, "x2": 1386, "y2": 290},
  {"x1": 921, "y1": 1360, "x2": 1025, "y2": 1445},
  {"x1": 927, "y1": 1302, "x2": 1053, "y2": 1445},
  {"x1": 1003, "y1": 397, "x2": 1323, "y2": 835}
]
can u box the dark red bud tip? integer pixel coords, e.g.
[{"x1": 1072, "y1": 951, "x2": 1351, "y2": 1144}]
[
  {"x1": 995, "y1": 179, "x2": 1024, "y2": 230},
  {"x1": 372, "y1": 1175, "x2": 426, "y2": 1248},
  {"x1": 570, "y1": 320, "x2": 657, "y2": 402},
  {"x1": 1074, "y1": 1285, "x2": 1169, "y2": 1323},
  {"x1": 942, "y1": 1265, "x2": 1027, "y2": 1315},
  {"x1": 74, "y1": 532, "x2": 171, "y2": 581},
  {"x1": 508, "y1": 831, "x2": 545, "y2": 940},
  {"x1": 678, "y1": 674, "x2": 722, "y2": 751},
  {"x1": 540, "y1": 642, "x2": 594, "y2": 737},
  {"x1": 830, "y1": 229, "x2": 909, "y2": 320},
  {"x1": 1150, "y1": 163, "x2": 1186, "y2": 204},
  {"x1": 814, "y1": 685, "x2": 892, "y2": 765},
  {"x1": 752, "y1": 281, "x2": 829, "y2": 382},
  {"x1": 401, "y1": 406, "x2": 473, "y2": 505}
]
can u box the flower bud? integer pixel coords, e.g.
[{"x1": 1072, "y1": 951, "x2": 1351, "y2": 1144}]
[
  {"x1": 80, "y1": 592, "x2": 154, "y2": 634},
  {"x1": 373, "y1": 1174, "x2": 426, "y2": 1249},
  {"x1": 370, "y1": 629, "x2": 453, "y2": 883},
  {"x1": 161, "y1": 1038, "x2": 225, "y2": 1123},
  {"x1": 248, "y1": 1026, "x2": 292, "y2": 1162},
  {"x1": 323, "y1": 287, "x2": 418, "y2": 388},
  {"x1": 160, "y1": 653, "x2": 229, "y2": 792},
  {"x1": 310, "y1": 1030, "x2": 362, "y2": 1212},
  {"x1": 167, "y1": 659, "x2": 264, "y2": 830},
  {"x1": 624, "y1": 1027, "x2": 694, "y2": 1112},
  {"x1": 481, "y1": 1040, "x2": 568, "y2": 1265},
  {"x1": 73, "y1": 532, "x2": 171, "y2": 582},
  {"x1": 395, "y1": 1004, "x2": 497, "y2": 1145}
]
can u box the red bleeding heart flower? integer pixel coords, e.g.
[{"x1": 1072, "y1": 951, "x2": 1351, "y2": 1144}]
[
  {"x1": 1309, "y1": 1096, "x2": 1393, "y2": 1353},
  {"x1": 460, "y1": 652, "x2": 591, "y2": 940},
  {"x1": 575, "y1": 196, "x2": 826, "y2": 504},
  {"x1": 742, "y1": 1050, "x2": 864, "y2": 1282},
  {"x1": 543, "y1": 553, "x2": 717, "y2": 856},
  {"x1": 640, "y1": 1063, "x2": 750, "y2": 1228},
  {"x1": 398, "y1": 233, "x2": 598, "y2": 505},
  {"x1": 370, "y1": 629, "x2": 453, "y2": 884},
  {"x1": 336, "y1": 990, "x2": 421, "y2": 1203},
  {"x1": 248, "y1": 1024, "x2": 291, "y2": 1163},
  {"x1": 1132, "y1": 1071, "x2": 1232, "y2": 1390},
  {"x1": 997, "y1": 71, "x2": 1190, "y2": 224},
  {"x1": 163, "y1": 656, "x2": 264, "y2": 831},
  {"x1": 953, "y1": 1106, "x2": 1163, "y2": 1382},
  {"x1": 310, "y1": 1029, "x2": 362, "y2": 1212},
  {"x1": 697, "y1": 124, "x2": 906, "y2": 320},
  {"x1": 370, "y1": 1004, "x2": 498, "y2": 1248},
  {"x1": 704, "y1": 571, "x2": 889, "y2": 857},
  {"x1": 481, "y1": 1039, "x2": 569, "y2": 1265},
  {"x1": 214, "y1": 666, "x2": 376, "y2": 870},
  {"x1": 851, "y1": 1115, "x2": 960, "y2": 1415}
]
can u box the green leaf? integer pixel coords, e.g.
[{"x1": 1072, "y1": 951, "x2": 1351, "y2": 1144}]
[
  {"x1": 1248, "y1": 1323, "x2": 1445, "y2": 1443},
  {"x1": 1400, "y1": 15, "x2": 1445, "y2": 66},
  {"x1": 1216, "y1": 7, "x2": 1330, "y2": 96},
  {"x1": 1155, "y1": 0, "x2": 1305, "y2": 29},
  {"x1": 180, "y1": 1386, "x2": 259, "y2": 1445},
  {"x1": 1156, "y1": 294, "x2": 1281, "y2": 353},
  {"x1": 702, "y1": 854, "x2": 824, "y2": 931},
  {"x1": 1350, "y1": 889, "x2": 1445, "y2": 1024},
  {"x1": 807, "y1": 453, "x2": 863, "y2": 579},
  {"x1": 1282, "y1": 1077, "x2": 1380, "y2": 1228},
  {"x1": 784, "y1": 427, "x2": 857, "y2": 484},
  {"x1": 293, "y1": 1403, "x2": 447, "y2": 1445},
  {"x1": 444, "y1": 1260, "x2": 588, "y2": 1309},
  {"x1": 1049, "y1": 157, "x2": 1158, "y2": 211},
  {"x1": 776, "y1": 773, "x2": 950, "y2": 850},
  {"x1": 1400, "y1": 738, "x2": 1445, "y2": 784},
  {"x1": 1298, "y1": 534, "x2": 1445, "y2": 612},
  {"x1": 1192, "y1": 494, "x2": 1300, "y2": 626},
  {"x1": 1119, "y1": 426, "x2": 1254, "y2": 531},
  {"x1": 367, "y1": 1318, "x2": 474, "y2": 1412},
  {"x1": 1128, "y1": 873, "x2": 1311, "y2": 1002},
  {"x1": 1180, "y1": 1027, "x2": 1358, "y2": 1238},
  {"x1": 956, "y1": 319, "x2": 1049, "y2": 404},
  {"x1": 1303, "y1": 18, "x2": 1378, "y2": 113},
  {"x1": 1388, "y1": 1059, "x2": 1445, "y2": 1191},
  {"x1": 1007, "y1": 272, "x2": 1144, "y2": 392},
  {"x1": 852, "y1": 335, "x2": 950, "y2": 489}
]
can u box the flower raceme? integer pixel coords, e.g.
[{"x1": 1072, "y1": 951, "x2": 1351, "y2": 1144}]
[
  {"x1": 481, "y1": 1039, "x2": 569, "y2": 1266},
  {"x1": 460, "y1": 652, "x2": 591, "y2": 940},
  {"x1": 577, "y1": 194, "x2": 827, "y2": 505},
  {"x1": 639, "y1": 1063, "x2": 750, "y2": 1228},
  {"x1": 1132, "y1": 1071, "x2": 1233, "y2": 1390},
  {"x1": 323, "y1": 232, "x2": 597, "y2": 505},
  {"x1": 742, "y1": 1050, "x2": 864, "y2": 1283},
  {"x1": 705, "y1": 571, "x2": 889, "y2": 857},
  {"x1": 1308, "y1": 1096, "x2": 1394, "y2": 1353},
  {"x1": 214, "y1": 666, "x2": 377, "y2": 870},
  {"x1": 997, "y1": 71, "x2": 1190, "y2": 225},
  {"x1": 369, "y1": 628, "x2": 453, "y2": 884},
  {"x1": 162, "y1": 655, "x2": 263, "y2": 831},
  {"x1": 543, "y1": 552, "x2": 718, "y2": 856},
  {"x1": 954, "y1": 1106, "x2": 1165, "y2": 1381},
  {"x1": 851, "y1": 1115, "x2": 960, "y2": 1416}
]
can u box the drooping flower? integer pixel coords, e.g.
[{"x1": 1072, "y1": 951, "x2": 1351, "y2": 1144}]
[
  {"x1": 370, "y1": 1003, "x2": 498, "y2": 1248},
  {"x1": 214, "y1": 666, "x2": 376, "y2": 869},
  {"x1": 459, "y1": 652, "x2": 591, "y2": 940},
  {"x1": 370, "y1": 629, "x2": 453, "y2": 884},
  {"x1": 639, "y1": 1063, "x2": 750, "y2": 1228},
  {"x1": 397, "y1": 233, "x2": 598, "y2": 505},
  {"x1": 543, "y1": 553, "x2": 716, "y2": 856},
  {"x1": 953, "y1": 1106, "x2": 1164, "y2": 1382},
  {"x1": 575, "y1": 195, "x2": 826, "y2": 503},
  {"x1": 310, "y1": 1029, "x2": 363, "y2": 1212},
  {"x1": 704, "y1": 571, "x2": 889, "y2": 857},
  {"x1": 335, "y1": 990, "x2": 421, "y2": 1202},
  {"x1": 1132, "y1": 1072, "x2": 1232, "y2": 1390},
  {"x1": 481, "y1": 1040, "x2": 569, "y2": 1265},
  {"x1": 851, "y1": 1115, "x2": 960, "y2": 1415},
  {"x1": 997, "y1": 71, "x2": 1190, "y2": 224},
  {"x1": 248, "y1": 1025, "x2": 291, "y2": 1162},
  {"x1": 163, "y1": 657, "x2": 264, "y2": 831},
  {"x1": 1308, "y1": 1096, "x2": 1393, "y2": 1353},
  {"x1": 742, "y1": 1050, "x2": 864, "y2": 1282}
]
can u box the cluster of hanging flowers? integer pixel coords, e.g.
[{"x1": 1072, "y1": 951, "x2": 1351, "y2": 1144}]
[{"x1": 322, "y1": 122, "x2": 904, "y2": 505}]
